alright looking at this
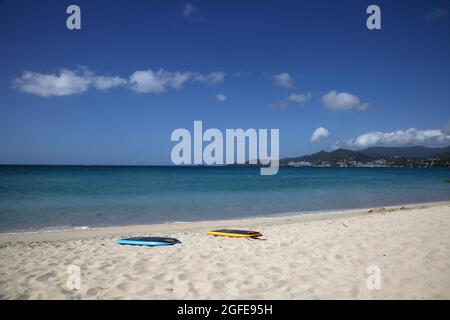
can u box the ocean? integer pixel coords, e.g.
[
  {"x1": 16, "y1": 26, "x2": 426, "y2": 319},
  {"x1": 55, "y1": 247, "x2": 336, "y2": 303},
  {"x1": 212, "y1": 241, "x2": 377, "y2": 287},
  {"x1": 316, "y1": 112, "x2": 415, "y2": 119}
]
[{"x1": 0, "y1": 165, "x2": 449, "y2": 233}]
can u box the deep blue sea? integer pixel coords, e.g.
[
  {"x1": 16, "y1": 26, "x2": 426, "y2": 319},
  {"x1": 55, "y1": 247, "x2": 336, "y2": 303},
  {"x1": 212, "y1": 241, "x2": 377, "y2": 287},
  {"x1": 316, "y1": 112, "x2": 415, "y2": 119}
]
[{"x1": 0, "y1": 166, "x2": 449, "y2": 232}]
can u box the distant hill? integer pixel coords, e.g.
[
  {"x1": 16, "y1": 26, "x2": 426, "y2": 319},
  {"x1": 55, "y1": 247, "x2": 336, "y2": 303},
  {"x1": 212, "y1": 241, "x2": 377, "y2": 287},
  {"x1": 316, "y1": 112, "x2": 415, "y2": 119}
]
[
  {"x1": 280, "y1": 146, "x2": 450, "y2": 167},
  {"x1": 281, "y1": 149, "x2": 370, "y2": 165}
]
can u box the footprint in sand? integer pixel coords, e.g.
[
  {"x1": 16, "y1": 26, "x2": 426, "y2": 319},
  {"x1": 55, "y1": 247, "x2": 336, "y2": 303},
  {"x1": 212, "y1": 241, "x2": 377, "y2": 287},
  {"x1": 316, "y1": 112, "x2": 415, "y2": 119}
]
[
  {"x1": 85, "y1": 287, "x2": 101, "y2": 298},
  {"x1": 116, "y1": 282, "x2": 133, "y2": 292},
  {"x1": 36, "y1": 271, "x2": 56, "y2": 283}
]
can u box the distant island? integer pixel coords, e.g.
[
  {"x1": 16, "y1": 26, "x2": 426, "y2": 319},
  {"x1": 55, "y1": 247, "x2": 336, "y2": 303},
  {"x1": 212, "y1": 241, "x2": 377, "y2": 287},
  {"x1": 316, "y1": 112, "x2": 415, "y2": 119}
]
[{"x1": 242, "y1": 146, "x2": 450, "y2": 168}]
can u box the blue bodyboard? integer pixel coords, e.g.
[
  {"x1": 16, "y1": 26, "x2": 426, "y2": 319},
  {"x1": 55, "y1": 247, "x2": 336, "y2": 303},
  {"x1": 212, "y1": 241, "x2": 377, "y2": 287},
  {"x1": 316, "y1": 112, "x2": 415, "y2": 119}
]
[{"x1": 116, "y1": 237, "x2": 180, "y2": 246}]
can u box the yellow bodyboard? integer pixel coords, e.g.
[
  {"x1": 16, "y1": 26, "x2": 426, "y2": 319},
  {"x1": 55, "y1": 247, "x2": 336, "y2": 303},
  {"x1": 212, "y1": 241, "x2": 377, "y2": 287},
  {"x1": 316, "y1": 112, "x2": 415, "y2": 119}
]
[{"x1": 207, "y1": 229, "x2": 263, "y2": 238}]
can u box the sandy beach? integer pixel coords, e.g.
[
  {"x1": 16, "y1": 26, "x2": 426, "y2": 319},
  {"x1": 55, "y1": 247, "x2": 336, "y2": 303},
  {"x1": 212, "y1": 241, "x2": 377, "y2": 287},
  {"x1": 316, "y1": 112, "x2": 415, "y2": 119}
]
[{"x1": 1, "y1": 202, "x2": 450, "y2": 300}]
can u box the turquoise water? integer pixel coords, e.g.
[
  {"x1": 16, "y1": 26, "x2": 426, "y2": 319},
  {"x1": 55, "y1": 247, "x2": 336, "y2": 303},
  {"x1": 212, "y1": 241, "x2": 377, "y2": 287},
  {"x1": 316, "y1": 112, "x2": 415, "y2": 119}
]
[{"x1": 0, "y1": 166, "x2": 449, "y2": 232}]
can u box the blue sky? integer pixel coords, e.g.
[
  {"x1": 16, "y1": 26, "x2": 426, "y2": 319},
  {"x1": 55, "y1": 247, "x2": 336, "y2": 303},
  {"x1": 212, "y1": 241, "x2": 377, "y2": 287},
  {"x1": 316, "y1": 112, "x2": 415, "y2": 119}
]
[{"x1": 0, "y1": 0, "x2": 449, "y2": 164}]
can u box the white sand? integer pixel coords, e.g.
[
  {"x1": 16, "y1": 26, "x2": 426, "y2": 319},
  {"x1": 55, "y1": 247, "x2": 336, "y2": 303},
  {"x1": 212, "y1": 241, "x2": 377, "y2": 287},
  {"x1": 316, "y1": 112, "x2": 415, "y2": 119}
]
[{"x1": 1, "y1": 202, "x2": 450, "y2": 300}]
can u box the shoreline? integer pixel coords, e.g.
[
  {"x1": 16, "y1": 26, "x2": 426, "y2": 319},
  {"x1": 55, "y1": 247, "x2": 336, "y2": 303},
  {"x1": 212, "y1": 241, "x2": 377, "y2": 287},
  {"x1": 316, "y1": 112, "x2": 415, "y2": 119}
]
[{"x1": 1, "y1": 200, "x2": 448, "y2": 244}]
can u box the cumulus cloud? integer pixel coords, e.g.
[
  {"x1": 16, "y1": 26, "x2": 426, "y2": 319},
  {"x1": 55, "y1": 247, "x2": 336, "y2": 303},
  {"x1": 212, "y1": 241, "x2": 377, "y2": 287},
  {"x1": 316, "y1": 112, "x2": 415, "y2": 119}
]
[
  {"x1": 321, "y1": 90, "x2": 369, "y2": 111},
  {"x1": 170, "y1": 71, "x2": 193, "y2": 89},
  {"x1": 12, "y1": 69, "x2": 92, "y2": 97},
  {"x1": 93, "y1": 75, "x2": 128, "y2": 90},
  {"x1": 13, "y1": 68, "x2": 225, "y2": 96},
  {"x1": 273, "y1": 92, "x2": 312, "y2": 108},
  {"x1": 129, "y1": 69, "x2": 184, "y2": 93},
  {"x1": 271, "y1": 92, "x2": 312, "y2": 109},
  {"x1": 183, "y1": 3, "x2": 204, "y2": 22},
  {"x1": 333, "y1": 128, "x2": 450, "y2": 150},
  {"x1": 273, "y1": 72, "x2": 294, "y2": 88},
  {"x1": 215, "y1": 93, "x2": 227, "y2": 102},
  {"x1": 287, "y1": 93, "x2": 312, "y2": 106},
  {"x1": 129, "y1": 70, "x2": 224, "y2": 93},
  {"x1": 12, "y1": 68, "x2": 128, "y2": 97},
  {"x1": 192, "y1": 72, "x2": 225, "y2": 85},
  {"x1": 311, "y1": 127, "x2": 330, "y2": 143},
  {"x1": 426, "y1": 8, "x2": 448, "y2": 21}
]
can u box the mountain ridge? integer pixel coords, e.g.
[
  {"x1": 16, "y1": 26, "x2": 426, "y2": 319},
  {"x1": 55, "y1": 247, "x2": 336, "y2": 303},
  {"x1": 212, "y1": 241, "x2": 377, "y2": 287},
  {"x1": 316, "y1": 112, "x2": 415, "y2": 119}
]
[{"x1": 280, "y1": 146, "x2": 450, "y2": 167}]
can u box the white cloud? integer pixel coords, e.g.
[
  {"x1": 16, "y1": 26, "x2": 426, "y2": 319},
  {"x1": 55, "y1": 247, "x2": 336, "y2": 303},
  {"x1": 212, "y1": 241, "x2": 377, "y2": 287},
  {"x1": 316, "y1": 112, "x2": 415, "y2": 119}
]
[
  {"x1": 333, "y1": 128, "x2": 450, "y2": 150},
  {"x1": 321, "y1": 90, "x2": 369, "y2": 111},
  {"x1": 272, "y1": 92, "x2": 312, "y2": 109},
  {"x1": 183, "y1": 3, "x2": 204, "y2": 22},
  {"x1": 273, "y1": 72, "x2": 294, "y2": 88},
  {"x1": 129, "y1": 69, "x2": 225, "y2": 93},
  {"x1": 129, "y1": 70, "x2": 169, "y2": 93},
  {"x1": 12, "y1": 69, "x2": 92, "y2": 97},
  {"x1": 93, "y1": 75, "x2": 128, "y2": 90},
  {"x1": 13, "y1": 68, "x2": 127, "y2": 96},
  {"x1": 13, "y1": 68, "x2": 225, "y2": 96},
  {"x1": 426, "y1": 8, "x2": 448, "y2": 21},
  {"x1": 311, "y1": 127, "x2": 330, "y2": 143},
  {"x1": 129, "y1": 69, "x2": 193, "y2": 93},
  {"x1": 192, "y1": 72, "x2": 225, "y2": 85},
  {"x1": 287, "y1": 92, "x2": 312, "y2": 106},
  {"x1": 171, "y1": 71, "x2": 193, "y2": 88},
  {"x1": 216, "y1": 93, "x2": 227, "y2": 102},
  {"x1": 128, "y1": 70, "x2": 224, "y2": 93}
]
